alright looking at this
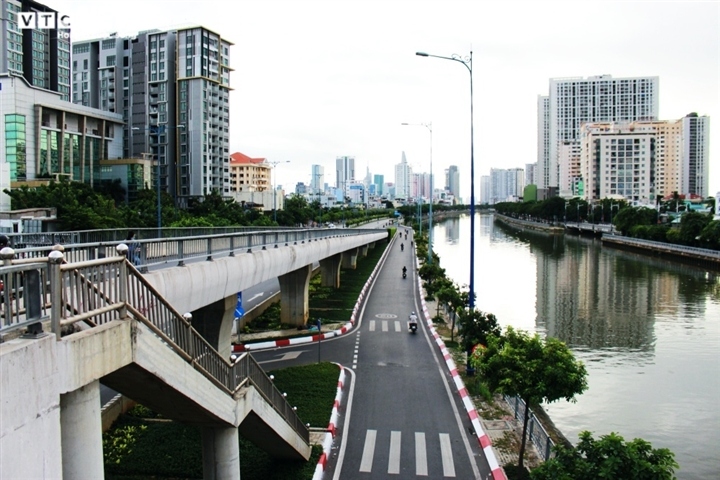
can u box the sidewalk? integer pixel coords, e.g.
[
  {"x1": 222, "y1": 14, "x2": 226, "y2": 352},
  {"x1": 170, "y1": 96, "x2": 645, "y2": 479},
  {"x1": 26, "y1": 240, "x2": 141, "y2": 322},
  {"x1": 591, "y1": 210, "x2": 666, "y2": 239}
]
[{"x1": 423, "y1": 296, "x2": 543, "y2": 470}]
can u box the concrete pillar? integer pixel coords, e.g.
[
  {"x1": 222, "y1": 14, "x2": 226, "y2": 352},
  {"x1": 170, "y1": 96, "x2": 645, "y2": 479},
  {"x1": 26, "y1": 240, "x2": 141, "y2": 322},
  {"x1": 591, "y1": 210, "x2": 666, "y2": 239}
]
[
  {"x1": 360, "y1": 245, "x2": 369, "y2": 257},
  {"x1": 278, "y1": 264, "x2": 312, "y2": 327},
  {"x1": 341, "y1": 248, "x2": 358, "y2": 270},
  {"x1": 201, "y1": 426, "x2": 241, "y2": 480},
  {"x1": 61, "y1": 380, "x2": 103, "y2": 480},
  {"x1": 191, "y1": 294, "x2": 236, "y2": 359},
  {"x1": 319, "y1": 253, "x2": 342, "y2": 288}
]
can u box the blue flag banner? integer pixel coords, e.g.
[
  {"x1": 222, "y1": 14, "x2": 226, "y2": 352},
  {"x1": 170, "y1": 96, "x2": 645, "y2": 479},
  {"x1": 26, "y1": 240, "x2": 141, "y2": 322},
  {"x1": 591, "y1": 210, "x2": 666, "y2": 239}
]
[{"x1": 235, "y1": 292, "x2": 245, "y2": 318}]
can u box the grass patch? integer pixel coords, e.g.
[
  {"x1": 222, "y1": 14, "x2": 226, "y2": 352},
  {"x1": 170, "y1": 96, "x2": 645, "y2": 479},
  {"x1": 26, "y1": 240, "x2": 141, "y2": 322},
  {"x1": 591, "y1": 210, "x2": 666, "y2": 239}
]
[{"x1": 104, "y1": 363, "x2": 339, "y2": 479}]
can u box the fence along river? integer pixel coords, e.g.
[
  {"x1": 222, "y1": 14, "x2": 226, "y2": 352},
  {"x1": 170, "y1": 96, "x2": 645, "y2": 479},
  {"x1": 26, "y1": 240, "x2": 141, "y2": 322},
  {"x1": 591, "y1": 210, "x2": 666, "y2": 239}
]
[{"x1": 432, "y1": 214, "x2": 719, "y2": 480}]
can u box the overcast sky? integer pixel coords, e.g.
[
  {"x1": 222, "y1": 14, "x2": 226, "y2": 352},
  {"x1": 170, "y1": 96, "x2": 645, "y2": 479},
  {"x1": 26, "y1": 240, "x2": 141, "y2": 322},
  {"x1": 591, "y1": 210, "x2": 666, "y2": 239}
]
[{"x1": 51, "y1": 0, "x2": 719, "y2": 198}]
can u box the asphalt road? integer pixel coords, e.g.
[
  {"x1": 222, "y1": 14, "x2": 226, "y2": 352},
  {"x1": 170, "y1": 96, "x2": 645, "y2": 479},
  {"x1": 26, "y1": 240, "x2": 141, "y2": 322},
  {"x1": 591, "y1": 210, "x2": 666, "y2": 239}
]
[{"x1": 252, "y1": 226, "x2": 492, "y2": 479}]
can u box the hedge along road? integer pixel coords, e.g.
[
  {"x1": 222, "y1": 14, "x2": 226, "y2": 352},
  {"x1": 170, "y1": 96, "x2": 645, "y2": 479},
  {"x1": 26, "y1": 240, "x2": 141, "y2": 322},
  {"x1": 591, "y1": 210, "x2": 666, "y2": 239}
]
[{"x1": 250, "y1": 226, "x2": 496, "y2": 480}]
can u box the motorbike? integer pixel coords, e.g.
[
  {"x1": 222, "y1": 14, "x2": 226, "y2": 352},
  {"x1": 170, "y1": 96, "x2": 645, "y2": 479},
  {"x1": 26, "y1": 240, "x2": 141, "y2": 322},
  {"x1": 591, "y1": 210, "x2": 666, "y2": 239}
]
[
  {"x1": 402, "y1": 271, "x2": 407, "y2": 279},
  {"x1": 408, "y1": 315, "x2": 418, "y2": 334}
]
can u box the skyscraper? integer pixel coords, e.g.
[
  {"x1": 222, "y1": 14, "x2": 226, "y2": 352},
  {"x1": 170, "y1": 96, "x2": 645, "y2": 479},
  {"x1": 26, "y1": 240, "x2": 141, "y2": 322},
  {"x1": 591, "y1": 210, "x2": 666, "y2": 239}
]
[
  {"x1": 335, "y1": 156, "x2": 355, "y2": 195},
  {"x1": 311, "y1": 164, "x2": 324, "y2": 194},
  {"x1": 538, "y1": 75, "x2": 659, "y2": 191},
  {"x1": 373, "y1": 174, "x2": 384, "y2": 196},
  {"x1": 681, "y1": 113, "x2": 710, "y2": 197},
  {"x1": 446, "y1": 165, "x2": 460, "y2": 200},
  {"x1": 394, "y1": 151, "x2": 412, "y2": 200},
  {"x1": 1, "y1": 0, "x2": 71, "y2": 100},
  {"x1": 71, "y1": 26, "x2": 232, "y2": 206}
]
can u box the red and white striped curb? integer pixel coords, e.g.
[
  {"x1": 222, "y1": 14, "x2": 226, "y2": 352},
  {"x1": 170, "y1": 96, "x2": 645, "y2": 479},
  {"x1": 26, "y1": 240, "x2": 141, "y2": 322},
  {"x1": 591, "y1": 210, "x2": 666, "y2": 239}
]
[
  {"x1": 312, "y1": 363, "x2": 345, "y2": 480},
  {"x1": 233, "y1": 235, "x2": 395, "y2": 353},
  {"x1": 416, "y1": 272, "x2": 507, "y2": 480}
]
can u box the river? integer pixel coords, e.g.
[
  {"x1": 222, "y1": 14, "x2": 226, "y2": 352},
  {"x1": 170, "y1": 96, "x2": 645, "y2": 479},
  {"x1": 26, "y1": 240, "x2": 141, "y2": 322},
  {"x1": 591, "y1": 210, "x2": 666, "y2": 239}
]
[{"x1": 430, "y1": 213, "x2": 720, "y2": 480}]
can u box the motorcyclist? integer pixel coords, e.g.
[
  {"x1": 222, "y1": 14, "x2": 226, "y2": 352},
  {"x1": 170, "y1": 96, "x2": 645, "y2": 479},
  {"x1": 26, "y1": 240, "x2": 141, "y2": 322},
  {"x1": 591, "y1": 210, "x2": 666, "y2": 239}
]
[
  {"x1": 409, "y1": 311, "x2": 418, "y2": 325},
  {"x1": 402, "y1": 266, "x2": 407, "y2": 277},
  {"x1": 401, "y1": 242, "x2": 404, "y2": 251}
]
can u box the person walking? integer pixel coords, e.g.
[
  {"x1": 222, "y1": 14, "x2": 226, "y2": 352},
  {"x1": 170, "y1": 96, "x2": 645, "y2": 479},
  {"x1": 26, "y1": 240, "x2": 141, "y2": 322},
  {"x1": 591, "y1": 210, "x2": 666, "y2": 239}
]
[{"x1": 126, "y1": 231, "x2": 141, "y2": 266}]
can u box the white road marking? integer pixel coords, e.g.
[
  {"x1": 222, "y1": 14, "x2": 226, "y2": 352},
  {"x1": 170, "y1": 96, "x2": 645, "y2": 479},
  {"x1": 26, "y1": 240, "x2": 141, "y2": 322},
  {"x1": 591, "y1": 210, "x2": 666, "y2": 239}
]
[
  {"x1": 359, "y1": 429, "x2": 377, "y2": 472},
  {"x1": 439, "y1": 433, "x2": 456, "y2": 477},
  {"x1": 394, "y1": 320, "x2": 401, "y2": 332},
  {"x1": 388, "y1": 430, "x2": 401, "y2": 474},
  {"x1": 256, "y1": 351, "x2": 304, "y2": 365},
  {"x1": 369, "y1": 320, "x2": 376, "y2": 331},
  {"x1": 415, "y1": 432, "x2": 428, "y2": 476},
  {"x1": 382, "y1": 320, "x2": 388, "y2": 332}
]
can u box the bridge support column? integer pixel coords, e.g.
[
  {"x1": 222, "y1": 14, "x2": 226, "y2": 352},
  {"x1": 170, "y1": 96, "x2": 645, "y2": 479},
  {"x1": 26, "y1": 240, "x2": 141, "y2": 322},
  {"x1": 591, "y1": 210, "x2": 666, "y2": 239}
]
[
  {"x1": 201, "y1": 426, "x2": 241, "y2": 480},
  {"x1": 320, "y1": 253, "x2": 342, "y2": 288},
  {"x1": 342, "y1": 248, "x2": 358, "y2": 270},
  {"x1": 191, "y1": 295, "x2": 236, "y2": 360},
  {"x1": 60, "y1": 380, "x2": 103, "y2": 480},
  {"x1": 360, "y1": 244, "x2": 369, "y2": 257},
  {"x1": 279, "y1": 264, "x2": 312, "y2": 327}
]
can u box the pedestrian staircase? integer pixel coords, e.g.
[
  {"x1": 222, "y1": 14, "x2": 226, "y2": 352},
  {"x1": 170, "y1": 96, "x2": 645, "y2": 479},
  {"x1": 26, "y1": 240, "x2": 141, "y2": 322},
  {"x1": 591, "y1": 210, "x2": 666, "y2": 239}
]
[{"x1": 1, "y1": 253, "x2": 310, "y2": 460}]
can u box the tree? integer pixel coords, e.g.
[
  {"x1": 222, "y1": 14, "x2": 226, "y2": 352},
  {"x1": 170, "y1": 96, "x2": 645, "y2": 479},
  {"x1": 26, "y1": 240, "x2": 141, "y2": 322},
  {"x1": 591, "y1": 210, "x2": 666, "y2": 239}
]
[
  {"x1": 457, "y1": 309, "x2": 501, "y2": 354},
  {"x1": 531, "y1": 431, "x2": 678, "y2": 480},
  {"x1": 470, "y1": 326, "x2": 588, "y2": 470}
]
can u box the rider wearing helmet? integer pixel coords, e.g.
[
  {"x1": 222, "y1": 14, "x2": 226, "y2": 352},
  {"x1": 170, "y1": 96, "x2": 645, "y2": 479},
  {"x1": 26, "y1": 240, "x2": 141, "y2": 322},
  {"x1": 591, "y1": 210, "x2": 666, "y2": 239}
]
[
  {"x1": 0, "y1": 235, "x2": 8, "y2": 249},
  {"x1": 409, "y1": 311, "x2": 418, "y2": 323}
]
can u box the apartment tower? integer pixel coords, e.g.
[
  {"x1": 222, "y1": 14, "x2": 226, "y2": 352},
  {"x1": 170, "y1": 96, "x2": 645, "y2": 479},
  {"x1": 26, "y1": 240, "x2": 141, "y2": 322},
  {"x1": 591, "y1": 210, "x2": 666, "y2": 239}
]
[
  {"x1": 538, "y1": 75, "x2": 659, "y2": 192},
  {"x1": 1, "y1": 0, "x2": 71, "y2": 99}
]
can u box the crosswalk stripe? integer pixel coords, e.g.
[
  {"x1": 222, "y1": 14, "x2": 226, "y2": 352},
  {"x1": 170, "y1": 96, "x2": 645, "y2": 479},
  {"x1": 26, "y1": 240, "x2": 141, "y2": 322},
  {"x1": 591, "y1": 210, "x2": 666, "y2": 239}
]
[
  {"x1": 388, "y1": 430, "x2": 401, "y2": 474},
  {"x1": 382, "y1": 320, "x2": 388, "y2": 332},
  {"x1": 369, "y1": 320, "x2": 376, "y2": 331},
  {"x1": 394, "y1": 320, "x2": 401, "y2": 332},
  {"x1": 359, "y1": 429, "x2": 376, "y2": 472},
  {"x1": 439, "y1": 433, "x2": 456, "y2": 477},
  {"x1": 415, "y1": 432, "x2": 428, "y2": 476}
]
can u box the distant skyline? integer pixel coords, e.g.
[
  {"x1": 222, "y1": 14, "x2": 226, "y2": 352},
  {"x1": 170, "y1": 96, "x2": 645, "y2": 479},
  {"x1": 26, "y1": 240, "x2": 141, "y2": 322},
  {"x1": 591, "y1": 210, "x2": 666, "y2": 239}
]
[{"x1": 48, "y1": 0, "x2": 719, "y2": 197}]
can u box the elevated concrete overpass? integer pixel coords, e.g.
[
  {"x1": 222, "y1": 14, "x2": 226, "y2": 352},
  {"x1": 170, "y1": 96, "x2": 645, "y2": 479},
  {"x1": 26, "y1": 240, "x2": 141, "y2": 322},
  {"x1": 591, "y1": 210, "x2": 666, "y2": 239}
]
[{"x1": 0, "y1": 228, "x2": 387, "y2": 479}]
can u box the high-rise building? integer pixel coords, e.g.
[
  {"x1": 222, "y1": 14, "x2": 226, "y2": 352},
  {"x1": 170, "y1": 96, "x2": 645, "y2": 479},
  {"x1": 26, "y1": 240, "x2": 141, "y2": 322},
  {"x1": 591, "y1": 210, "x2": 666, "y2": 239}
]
[
  {"x1": 489, "y1": 168, "x2": 525, "y2": 204},
  {"x1": 681, "y1": 113, "x2": 710, "y2": 197},
  {"x1": 1, "y1": 0, "x2": 71, "y2": 100},
  {"x1": 373, "y1": 174, "x2": 384, "y2": 196},
  {"x1": 311, "y1": 164, "x2": 324, "y2": 194},
  {"x1": 538, "y1": 75, "x2": 659, "y2": 191},
  {"x1": 335, "y1": 156, "x2": 355, "y2": 195},
  {"x1": 524, "y1": 163, "x2": 536, "y2": 187},
  {"x1": 445, "y1": 165, "x2": 460, "y2": 200},
  {"x1": 394, "y1": 152, "x2": 412, "y2": 200},
  {"x1": 580, "y1": 115, "x2": 710, "y2": 203},
  {"x1": 71, "y1": 26, "x2": 232, "y2": 206},
  {"x1": 480, "y1": 175, "x2": 491, "y2": 205}
]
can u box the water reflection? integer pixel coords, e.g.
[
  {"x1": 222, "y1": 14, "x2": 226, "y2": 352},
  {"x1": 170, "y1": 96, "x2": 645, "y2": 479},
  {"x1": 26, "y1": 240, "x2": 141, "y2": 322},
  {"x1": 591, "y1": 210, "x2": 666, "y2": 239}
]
[
  {"x1": 432, "y1": 215, "x2": 720, "y2": 479},
  {"x1": 444, "y1": 217, "x2": 460, "y2": 244}
]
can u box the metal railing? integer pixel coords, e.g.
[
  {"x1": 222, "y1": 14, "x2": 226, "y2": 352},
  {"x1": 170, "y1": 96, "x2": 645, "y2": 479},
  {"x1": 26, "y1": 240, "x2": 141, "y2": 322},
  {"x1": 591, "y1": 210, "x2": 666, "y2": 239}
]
[
  {"x1": 0, "y1": 251, "x2": 310, "y2": 444},
  {"x1": 602, "y1": 235, "x2": 720, "y2": 260},
  {"x1": 8, "y1": 228, "x2": 385, "y2": 272},
  {"x1": 504, "y1": 395, "x2": 555, "y2": 461}
]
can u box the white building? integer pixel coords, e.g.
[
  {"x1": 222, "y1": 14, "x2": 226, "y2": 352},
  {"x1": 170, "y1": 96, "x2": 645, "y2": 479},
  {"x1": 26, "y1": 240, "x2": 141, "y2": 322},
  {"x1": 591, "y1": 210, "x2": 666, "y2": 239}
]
[
  {"x1": 394, "y1": 151, "x2": 412, "y2": 200},
  {"x1": 335, "y1": 156, "x2": 355, "y2": 196},
  {"x1": 480, "y1": 175, "x2": 491, "y2": 204},
  {"x1": 0, "y1": 73, "x2": 124, "y2": 209},
  {"x1": 489, "y1": 168, "x2": 525, "y2": 204},
  {"x1": 681, "y1": 113, "x2": 710, "y2": 197},
  {"x1": 538, "y1": 75, "x2": 659, "y2": 191}
]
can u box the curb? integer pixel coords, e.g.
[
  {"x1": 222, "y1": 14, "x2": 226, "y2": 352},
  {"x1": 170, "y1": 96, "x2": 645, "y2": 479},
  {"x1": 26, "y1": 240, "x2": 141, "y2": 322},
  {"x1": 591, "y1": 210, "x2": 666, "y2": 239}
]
[
  {"x1": 416, "y1": 270, "x2": 507, "y2": 480},
  {"x1": 232, "y1": 232, "x2": 396, "y2": 353},
  {"x1": 312, "y1": 363, "x2": 345, "y2": 480}
]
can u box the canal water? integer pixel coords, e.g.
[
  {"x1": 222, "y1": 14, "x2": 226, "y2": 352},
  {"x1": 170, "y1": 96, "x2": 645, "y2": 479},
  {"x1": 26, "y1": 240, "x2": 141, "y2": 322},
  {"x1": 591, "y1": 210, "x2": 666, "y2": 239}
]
[{"x1": 430, "y1": 214, "x2": 720, "y2": 480}]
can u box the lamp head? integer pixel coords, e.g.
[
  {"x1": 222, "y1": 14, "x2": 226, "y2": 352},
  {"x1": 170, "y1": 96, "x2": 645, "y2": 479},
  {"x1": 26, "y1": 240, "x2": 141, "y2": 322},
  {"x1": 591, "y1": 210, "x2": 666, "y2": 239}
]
[{"x1": 416, "y1": 52, "x2": 429, "y2": 57}]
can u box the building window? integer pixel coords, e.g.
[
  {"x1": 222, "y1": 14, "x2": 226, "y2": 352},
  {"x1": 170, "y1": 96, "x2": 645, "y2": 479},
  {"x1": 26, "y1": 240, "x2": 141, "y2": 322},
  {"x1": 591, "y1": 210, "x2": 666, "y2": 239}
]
[{"x1": 4, "y1": 114, "x2": 27, "y2": 181}]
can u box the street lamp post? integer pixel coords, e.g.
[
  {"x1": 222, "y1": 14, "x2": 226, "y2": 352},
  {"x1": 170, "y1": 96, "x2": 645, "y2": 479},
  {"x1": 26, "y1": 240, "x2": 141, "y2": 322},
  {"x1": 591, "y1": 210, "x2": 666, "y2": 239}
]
[
  {"x1": 132, "y1": 124, "x2": 185, "y2": 234},
  {"x1": 401, "y1": 122, "x2": 433, "y2": 264},
  {"x1": 269, "y1": 160, "x2": 290, "y2": 223},
  {"x1": 416, "y1": 50, "x2": 474, "y2": 309}
]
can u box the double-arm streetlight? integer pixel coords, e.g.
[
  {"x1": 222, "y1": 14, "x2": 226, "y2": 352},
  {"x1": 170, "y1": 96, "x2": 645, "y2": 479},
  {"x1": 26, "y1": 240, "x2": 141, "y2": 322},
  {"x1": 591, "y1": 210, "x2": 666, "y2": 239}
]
[
  {"x1": 416, "y1": 50, "x2": 475, "y2": 310},
  {"x1": 131, "y1": 124, "x2": 185, "y2": 232},
  {"x1": 401, "y1": 122, "x2": 433, "y2": 265},
  {"x1": 268, "y1": 160, "x2": 290, "y2": 223}
]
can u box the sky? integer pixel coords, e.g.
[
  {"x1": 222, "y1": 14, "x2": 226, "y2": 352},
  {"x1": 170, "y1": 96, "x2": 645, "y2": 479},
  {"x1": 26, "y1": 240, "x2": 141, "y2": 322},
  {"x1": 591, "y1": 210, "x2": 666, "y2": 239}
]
[{"x1": 50, "y1": 0, "x2": 719, "y2": 199}]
